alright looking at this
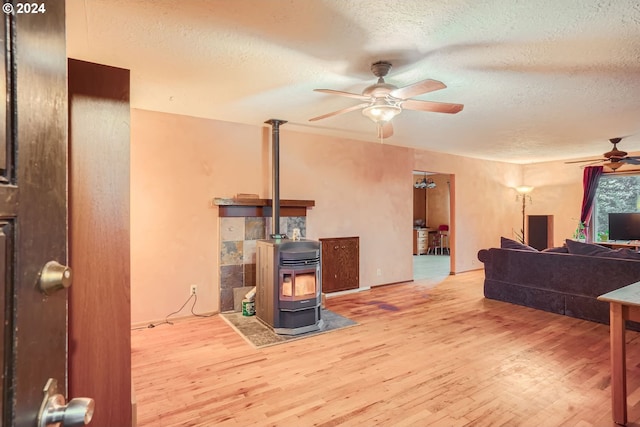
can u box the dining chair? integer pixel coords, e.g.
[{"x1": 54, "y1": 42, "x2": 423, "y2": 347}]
[{"x1": 430, "y1": 224, "x2": 449, "y2": 255}]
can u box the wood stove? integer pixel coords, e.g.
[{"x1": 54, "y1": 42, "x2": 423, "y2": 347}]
[
  {"x1": 255, "y1": 119, "x2": 323, "y2": 335},
  {"x1": 256, "y1": 239, "x2": 323, "y2": 335}
]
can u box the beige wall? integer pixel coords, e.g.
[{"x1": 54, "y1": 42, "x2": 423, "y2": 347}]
[
  {"x1": 131, "y1": 108, "x2": 587, "y2": 324},
  {"x1": 523, "y1": 160, "x2": 585, "y2": 245}
]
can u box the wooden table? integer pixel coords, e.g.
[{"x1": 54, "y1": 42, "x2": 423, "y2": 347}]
[
  {"x1": 598, "y1": 281, "x2": 640, "y2": 426},
  {"x1": 598, "y1": 241, "x2": 640, "y2": 251}
]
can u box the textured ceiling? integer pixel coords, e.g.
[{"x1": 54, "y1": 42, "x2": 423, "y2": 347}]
[{"x1": 66, "y1": 0, "x2": 640, "y2": 164}]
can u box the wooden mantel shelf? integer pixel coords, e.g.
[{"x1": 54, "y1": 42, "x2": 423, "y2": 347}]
[
  {"x1": 213, "y1": 198, "x2": 314, "y2": 207},
  {"x1": 212, "y1": 198, "x2": 315, "y2": 217}
]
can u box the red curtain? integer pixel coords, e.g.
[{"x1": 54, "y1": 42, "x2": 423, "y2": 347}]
[{"x1": 580, "y1": 166, "x2": 604, "y2": 235}]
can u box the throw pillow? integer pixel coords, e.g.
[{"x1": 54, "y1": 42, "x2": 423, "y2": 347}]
[
  {"x1": 565, "y1": 239, "x2": 612, "y2": 257},
  {"x1": 500, "y1": 236, "x2": 538, "y2": 251}
]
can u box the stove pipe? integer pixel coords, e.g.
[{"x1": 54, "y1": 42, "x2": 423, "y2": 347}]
[{"x1": 265, "y1": 119, "x2": 287, "y2": 238}]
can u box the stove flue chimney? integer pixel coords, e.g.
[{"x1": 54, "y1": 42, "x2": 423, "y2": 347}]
[{"x1": 265, "y1": 119, "x2": 287, "y2": 238}]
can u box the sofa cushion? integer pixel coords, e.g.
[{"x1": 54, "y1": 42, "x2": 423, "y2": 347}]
[
  {"x1": 565, "y1": 239, "x2": 612, "y2": 256},
  {"x1": 500, "y1": 236, "x2": 538, "y2": 251},
  {"x1": 565, "y1": 240, "x2": 640, "y2": 260},
  {"x1": 542, "y1": 246, "x2": 569, "y2": 253},
  {"x1": 596, "y1": 248, "x2": 640, "y2": 261}
]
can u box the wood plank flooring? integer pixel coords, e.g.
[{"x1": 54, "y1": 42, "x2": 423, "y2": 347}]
[{"x1": 131, "y1": 271, "x2": 640, "y2": 426}]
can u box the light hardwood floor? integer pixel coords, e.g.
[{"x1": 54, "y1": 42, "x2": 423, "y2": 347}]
[{"x1": 132, "y1": 271, "x2": 640, "y2": 426}]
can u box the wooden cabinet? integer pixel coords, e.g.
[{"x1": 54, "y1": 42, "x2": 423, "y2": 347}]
[
  {"x1": 320, "y1": 237, "x2": 359, "y2": 293},
  {"x1": 413, "y1": 228, "x2": 428, "y2": 255}
]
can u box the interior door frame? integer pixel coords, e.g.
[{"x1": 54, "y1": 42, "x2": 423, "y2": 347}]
[
  {"x1": 411, "y1": 170, "x2": 455, "y2": 276},
  {"x1": 68, "y1": 58, "x2": 132, "y2": 427}
]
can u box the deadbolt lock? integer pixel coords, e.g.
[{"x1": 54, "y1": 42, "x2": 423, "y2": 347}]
[{"x1": 39, "y1": 261, "x2": 72, "y2": 295}]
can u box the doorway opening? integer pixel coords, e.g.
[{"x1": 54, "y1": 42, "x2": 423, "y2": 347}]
[{"x1": 412, "y1": 170, "x2": 454, "y2": 283}]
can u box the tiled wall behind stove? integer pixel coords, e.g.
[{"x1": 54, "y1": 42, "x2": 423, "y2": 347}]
[{"x1": 219, "y1": 216, "x2": 307, "y2": 312}]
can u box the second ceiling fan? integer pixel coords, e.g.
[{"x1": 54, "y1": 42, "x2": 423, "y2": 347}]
[
  {"x1": 309, "y1": 61, "x2": 464, "y2": 139},
  {"x1": 566, "y1": 137, "x2": 640, "y2": 171}
]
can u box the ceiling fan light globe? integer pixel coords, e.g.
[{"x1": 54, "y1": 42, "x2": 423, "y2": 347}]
[
  {"x1": 608, "y1": 162, "x2": 623, "y2": 171},
  {"x1": 362, "y1": 104, "x2": 401, "y2": 123}
]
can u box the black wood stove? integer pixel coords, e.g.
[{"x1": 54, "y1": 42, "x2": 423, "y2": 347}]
[{"x1": 256, "y1": 239, "x2": 323, "y2": 335}]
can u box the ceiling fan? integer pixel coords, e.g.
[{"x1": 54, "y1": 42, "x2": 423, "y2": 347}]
[
  {"x1": 565, "y1": 138, "x2": 640, "y2": 171},
  {"x1": 309, "y1": 61, "x2": 464, "y2": 139}
]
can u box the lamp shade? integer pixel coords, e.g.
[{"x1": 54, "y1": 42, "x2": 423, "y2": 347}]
[{"x1": 515, "y1": 185, "x2": 534, "y2": 194}]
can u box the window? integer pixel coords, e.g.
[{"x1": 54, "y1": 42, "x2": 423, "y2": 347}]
[{"x1": 593, "y1": 175, "x2": 640, "y2": 241}]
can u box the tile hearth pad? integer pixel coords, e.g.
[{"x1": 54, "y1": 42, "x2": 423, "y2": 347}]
[{"x1": 220, "y1": 309, "x2": 357, "y2": 348}]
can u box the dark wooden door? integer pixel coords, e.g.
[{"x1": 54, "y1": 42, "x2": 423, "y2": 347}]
[
  {"x1": 1, "y1": 1, "x2": 70, "y2": 425},
  {"x1": 339, "y1": 238, "x2": 359, "y2": 289},
  {"x1": 320, "y1": 237, "x2": 359, "y2": 293},
  {"x1": 321, "y1": 240, "x2": 341, "y2": 292}
]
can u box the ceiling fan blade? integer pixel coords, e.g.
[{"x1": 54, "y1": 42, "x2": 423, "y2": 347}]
[
  {"x1": 309, "y1": 103, "x2": 368, "y2": 122},
  {"x1": 313, "y1": 89, "x2": 369, "y2": 101},
  {"x1": 622, "y1": 157, "x2": 640, "y2": 165},
  {"x1": 586, "y1": 159, "x2": 610, "y2": 167},
  {"x1": 564, "y1": 158, "x2": 605, "y2": 164},
  {"x1": 402, "y1": 99, "x2": 464, "y2": 114},
  {"x1": 390, "y1": 79, "x2": 447, "y2": 100}
]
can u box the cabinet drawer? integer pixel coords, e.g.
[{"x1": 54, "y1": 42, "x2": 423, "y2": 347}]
[{"x1": 416, "y1": 229, "x2": 427, "y2": 237}]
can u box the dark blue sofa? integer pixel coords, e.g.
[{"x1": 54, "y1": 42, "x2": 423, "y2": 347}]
[{"x1": 478, "y1": 247, "x2": 640, "y2": 328}]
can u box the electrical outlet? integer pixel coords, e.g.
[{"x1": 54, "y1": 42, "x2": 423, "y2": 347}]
[
  {"x1": 376, "y1": 268, "x2": 382, "y2": 277},
  {"x1": 190, "y1": 284, "x2": 198, "y2": 296}
]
